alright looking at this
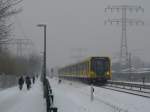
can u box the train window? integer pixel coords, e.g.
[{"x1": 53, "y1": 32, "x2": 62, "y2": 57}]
[
  {"x1": 92, "y1": 59, "x2": 109, "y2": 73},
  {"x1": 83, "y1": 63, "x2": 86, "y2": 70},
  {"x1": 72, "y1": 66, "x2": 74, "y2": 73},
  {"x1": 86, "y1": 62, "x2": 89, "y2": 71},
  {"x1": 81, "y1": 63, "x2": 84, "y2": 70},
  {"x1": 71, "y1": 66, "x2": 72, "y2": 73},
  {"x1": 79, "y1": 64, "x2": 81, "y2": 70},
  {"x1": 104, "y1": 61, "x2": 109, "y2": 71},
  {"x1": 74, "y1": 65, "x2": 77, "y2": 73}
]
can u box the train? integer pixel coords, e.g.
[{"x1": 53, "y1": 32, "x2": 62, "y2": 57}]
[{"x1": 58, "y1": 57, "x2": 112, "y2": 84}]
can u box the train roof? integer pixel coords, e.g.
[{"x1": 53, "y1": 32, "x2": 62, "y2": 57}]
[{"x1": 59, "y1": 56, "x2": 110, "y2": 70}]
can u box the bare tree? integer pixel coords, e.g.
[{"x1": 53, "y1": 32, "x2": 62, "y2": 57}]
[{"x1": 0, "y1": 0, "x2": 22, "y2": 43}]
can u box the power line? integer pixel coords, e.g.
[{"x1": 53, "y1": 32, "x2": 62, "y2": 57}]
[
  {"x1": 105, "y1": 5, "x2": 144, "y2": 70},
  {"x1": 0, "y1": 38, "x2": 33, "y2": 57}
]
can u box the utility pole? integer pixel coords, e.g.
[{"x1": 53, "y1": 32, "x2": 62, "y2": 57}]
[
  {"x1": 105, "y1": 5, "x2": 144, "y2": 71},
  {"x1": 15, "y1": 39, "x2": 33, "y2": 57},
  {"x1": 0, "y1": 38, "x2": 12, "y2": 53},
  {"x1": 37, "y1": 24, "x2": 47, "y2": 83}
]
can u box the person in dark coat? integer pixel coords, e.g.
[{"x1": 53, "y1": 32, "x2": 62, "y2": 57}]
[
  {"x1": 58, "y1": 79, "x2": 61, "y2": 84},
  {"x1": 25, "y1": 76, "x2": 31, "y2": 90},
  {"x1": 18, "y1": 76, "x2": 24, "y2": 90}
]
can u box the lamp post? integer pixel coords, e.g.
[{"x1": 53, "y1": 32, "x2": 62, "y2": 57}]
[{"x1": 37, "y1": 24, "x2": 47, "y2": 83}]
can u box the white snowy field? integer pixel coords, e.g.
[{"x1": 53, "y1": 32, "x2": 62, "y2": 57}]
[
  {"x1": 49, "y1": 78, "x2": 150, "y2": 112},
  {"x1": 0, "y1": 80, "x2": 46, "y2": 112}
]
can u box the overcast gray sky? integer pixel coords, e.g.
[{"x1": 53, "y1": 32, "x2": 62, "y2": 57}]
[{"x1": 12, "y1": 0, "x2": 150, "y2": 68}]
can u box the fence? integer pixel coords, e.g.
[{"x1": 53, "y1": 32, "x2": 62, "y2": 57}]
[
  {"x1": 43, "y1": 78, "x2": 58, "y2": 112},
  {"x1": 112, "y1": 72, "x2": 150, "y2": 83}
]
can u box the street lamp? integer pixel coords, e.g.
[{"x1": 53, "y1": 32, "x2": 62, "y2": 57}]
[{"x1": 37, "y1": 24, "x2": 47, "y2": 83}]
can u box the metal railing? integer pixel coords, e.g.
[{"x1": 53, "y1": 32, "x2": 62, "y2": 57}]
[{"x1": 43, "y1": 78, "x2": 58, "y2": 112}]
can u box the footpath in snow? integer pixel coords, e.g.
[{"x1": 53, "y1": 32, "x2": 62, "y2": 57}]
[
  {"x1": 49, "y1": 78, "x2": 150, "y2": 112},
  {"x1": 0, "y1": 79, "x2": 46, "y2": 112}
]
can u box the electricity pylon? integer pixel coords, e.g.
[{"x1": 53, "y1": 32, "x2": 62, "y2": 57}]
[{"x1": 105, "y1": 5, "x2": 144, "y2": 71}]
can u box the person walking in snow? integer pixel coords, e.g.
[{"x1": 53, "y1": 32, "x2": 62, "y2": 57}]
[
  {"x1": 18, "y1": 76, "x2": 24, "y2": 90},
  {"x1": 25, "y1": 76, "x2": 31, "y2": 90}
]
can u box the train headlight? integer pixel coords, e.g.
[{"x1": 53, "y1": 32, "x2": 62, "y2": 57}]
[{"x1": 106, "y1": 72, "x2": 109, "y2": 75}]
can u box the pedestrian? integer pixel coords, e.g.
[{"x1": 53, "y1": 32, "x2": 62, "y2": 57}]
[
  {"x1": 18, "y1": 76, "x2": 24, "y2": 90},
  {"x1": 32, "y1": 76, "x2": 35, "y2": 84},
  {"x1": 58, "y1": 79, "x2": 61, "y2": 84},
  {"x1": 25, "y1": 76, "x2": 31, "y2": 90}
]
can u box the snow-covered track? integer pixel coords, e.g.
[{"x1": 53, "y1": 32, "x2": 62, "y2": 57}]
[
  {"x1": 107, "y1": 80, "x2": 150, "y2": 90},
  {"x1": 94, "y1": 80, "x2": 150, "y2": 98},
  {"x1": 101, "y1": 86, "x2": 150, "y2": 98}
]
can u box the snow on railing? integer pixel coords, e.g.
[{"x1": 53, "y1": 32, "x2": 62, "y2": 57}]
[{"x1": 43, "y1": 78, "x2": 58, "y2": 112}]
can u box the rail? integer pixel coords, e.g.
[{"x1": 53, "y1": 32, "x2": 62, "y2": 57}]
[
  {"x1": 107, "y1": 80, "x2": 150, "y2": 90},
  {"x1": 93, "y1": 80, "x2": 150, "y2": 98}
]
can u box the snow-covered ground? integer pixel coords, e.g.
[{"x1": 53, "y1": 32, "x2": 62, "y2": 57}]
[
  {"x1": 1, "y1": 77, "x2": 150, "y2": 112},
  {"x1": 0, "y1": 79, "x2": 46, "y2": 112},
  {"x1": 49, "y1": 78, "x2": 150, "y2": 112}
]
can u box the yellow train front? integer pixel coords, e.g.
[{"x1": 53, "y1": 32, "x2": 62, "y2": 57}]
[{"x1": 58, "y1": 57, "x2": 111, "y2": 84}]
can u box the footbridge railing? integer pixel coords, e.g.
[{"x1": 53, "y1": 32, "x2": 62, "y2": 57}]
[{"x1": 43, "y1": 78, "x2": 58, "y2": 112}]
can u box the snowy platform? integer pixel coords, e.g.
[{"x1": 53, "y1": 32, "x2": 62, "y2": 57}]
[
  {"x1": 0, "y1": 80, "x2": 46, "y2": 112},
  {"x1": 49, "y1": 78, "x2": 150, "y2": 112}
]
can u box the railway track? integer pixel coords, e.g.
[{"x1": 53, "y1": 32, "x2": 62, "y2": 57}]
[
  {"x1": 107, "y1": 80, "x2": 150, "y2": 90},
  {"x1": 96, "y1": 81, "x2": 150, "y2": 98}
]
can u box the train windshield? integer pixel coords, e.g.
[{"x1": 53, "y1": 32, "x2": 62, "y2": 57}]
[{"x1": 91, "y1": 58, "x2": 110, "y2": 75}]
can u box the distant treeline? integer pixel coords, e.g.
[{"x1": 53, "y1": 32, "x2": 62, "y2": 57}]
[
  {"x1": 0, "y1": 0, "x2": 42, "y2": 76},
  {"x1": 0, "y1": 52, "x2": 42, "y2": 76}
]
